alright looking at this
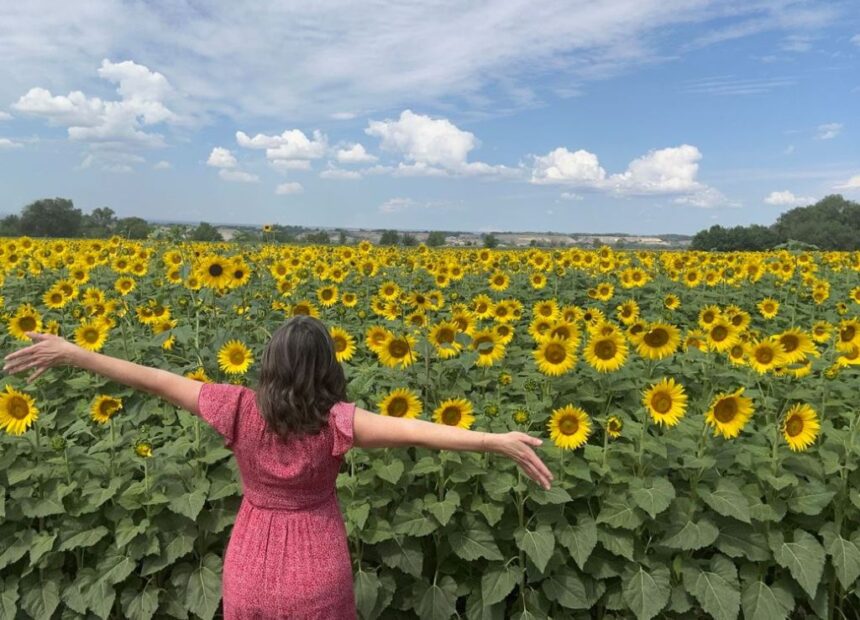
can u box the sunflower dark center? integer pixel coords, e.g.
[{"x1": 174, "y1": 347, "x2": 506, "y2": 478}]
[
  {"x1": 651, "y1": 394, "x2": 673, "y2": 414},
  {"x1": 19, "y1": 316, "x2": 36, "y2": 331},
  {"x1": 545, "y1": 343, "x2": 567, "y2": 364},
  {"x1": 595, "y1": 340, "x2": 616, "y2": 360},
  {"x1": 780, "y1": 335, "x2": 798, "y2": 352},
  {"x1": 389, "y1": 339, "x2": 409, "y2": 358},
  {"x1": 9, "y1": 396, "x2": 29, "y2": 420},
  {"x1": 388, "y1": 397, "x2": 408, "y2": 417},
  {"x1": 559, "y1": 415, "x2": 579, "y2": 435},
  {"x1": 230, "y1": 350, "x2": 245, "y2": 364},
  {"x1": 785, "y1": 416, "x2": 804, "y2": 437},
  {"x1": 841, "y1": 326, "x2": 856, "y2": 342},
  {"x1": 83, "y1": 328, "x2": 99, "y2": 343},
  {"x1": 436, "y1": 328, "x2": 455, "y2": 344},
  {"x1": 711, "y1": 326, "x2": 728, "y2": 342},
  {"x1": 441, "y1": 407, "x2": 461, "y2": 425},
  {"x1": 755, "y1": 348, "x2": 774, "y2": 364},
  {"x1": 208, "y1": 264, "x2": 223, "y2": 277},
  {"x1": 334, "y1": 337, "x2": 347, "y2": 352},
  {"x1": 714, "y1": 399, "x2": 737, "y2": 423},
  {"x1": 644, "y1": 329, "x2": 669, "y2": 347}
]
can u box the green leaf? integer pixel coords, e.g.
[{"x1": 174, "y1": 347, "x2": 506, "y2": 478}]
[
  {"x1": 660, "y1": 517, "x2": 719, "y2": 550},
  {"x1": 392, "y1": 501, "x2": 437, "y2": 537},
  {"x1": 741, "y1": 581, "x2": 793, "y2": 620},
  {"x1": 788, "y1": 481, "x2": 835, "y2": 516},
  {"x1": 528, "y1": 485, "x2": 572, "y2": 505},
  {"x1": 141, "y1": 526, "x2": 196, "y2": 575},
  {"x1": 0, "y1": 531, "x2": 31, "y2": 570},
  {"x1": 0, "y1": 576, "x2": 19, "y2": 620},
  {"x1": 417, "y1": 576, "x2": 458, "y2": 620},
  {"x1": 557, "y1": 515, "x2": 597, "y2": 570},
  {"x1": 630, "y1": 478, "x2": 675, "y2": 519},
  {"x1": 115, "y1": 517, "x2": 149, "y2": 548},
  {"x1": 182, "y1": 553, "x2": 222, "y2": 620},
  {"x1": 355, "y1": 570, "x2": 380, "y2": 620},
  {"x1": 98, "y1": 552, "x2": 136, "y2": 585},
  {"x1": 514, "y1": 525, "x2": 555, "y2": 573},
  {"x1": 597, "y1": 527, "x2": 635, "y2": 561},
  {"x1": 425, "y1": 490, "x2": 460, "y2": 526},
  {"x1": 373, "y1": 459, "x2": 404, "y2": 484},
  {"x1": 28, "y1": 531, "x2": 56, "y2": 566},
  {"x1": 542, "y1": 567, "x2": 592, "y2": 610},
  {"x1": 450, "y1": 517, "x2": 503, "y2": 562},
  {"x1": 596, "y1": 498, "x2": 644, "y2": 530},
  {"x1": 685, "y1": 555, "x2": 740, "y2": 620},
  {"x1": 822, "y1": 530, "x2": 860, "y2": 590},
  {"x1": 58, "y1": 526, "x2": 110, "y2": 552},
  {"x1": 83, "y1": 579, "x2": 116, "y2": 620},
  {"x1": 121, "y1": 584, "x2": 161, "y2": 620},
  {"x1": 167, "y1": 489, "x2": 208, "y2": 521},
  {"x1": 715, "y1": 522, "x2": 771, "y2": 562},
  {"x1": 20, "y1": 578, "x2": 60, "y2": 620},
  {"x1": 622, "y1": 564, "x2": 671, "y2": 620},
  {"x1": 482, "y1": 472, "x2": 517, "y2": 500},
  {"x1": 472, "y1": 498, "x2": 505, "y2": 526},
  {"x1": 701, "y1": 479, "x2": 751, "y2": 524},
  {"x1": 410, "y1": 456, "x2": 441, "y2": 476},
  {"x1": 378, "y1": 537, "x2": 424, "y2": 578},
  {"x1": 481, "y1": 565, "x2": 520, "y2": 606},
  {"x1": 772, "y1": 529, "x2": 825, "y2": 598}
]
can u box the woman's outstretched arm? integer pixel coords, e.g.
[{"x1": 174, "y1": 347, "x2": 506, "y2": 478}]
[
  {"x1": 2, "y1": 332, "x2": 203, "y2": 415},
  {"x1": 352, "y1": 406, "x2": 554, "y2": 490}
]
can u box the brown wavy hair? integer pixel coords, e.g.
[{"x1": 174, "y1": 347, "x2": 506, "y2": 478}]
[{"x1": 255, "y1": 315, "x2": 347, "y2": 441}]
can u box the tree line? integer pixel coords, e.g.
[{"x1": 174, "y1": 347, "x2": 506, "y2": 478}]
[{"x1": 690, "y1": 194, "x2": 860, "y2": 251}]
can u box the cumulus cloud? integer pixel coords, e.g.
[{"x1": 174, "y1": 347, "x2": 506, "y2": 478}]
[
  {"x1": 206, "y1": 147, "x2": 237, "y2": 168},
  {"x1": 0, "y1": 111, "x2": 12, "y2": 121},
  {"x1": 218, "y1": 169, "x2": 258, "y2": 183},
  {"x1": 270, "y1": 159, "x2": 312, "y2": 172},
  {"x1": 610, "y1": 145, "x2": 703, "y2": 194},
  {"x1": 275, "y1": 182, "x2": 303, "y2": 195},
  {"x1": 764, "y1": 190, "x2": 815, "y2": 206},
  {"x1": 0, "y1": 138, "x2": 22, "y2": 149},
  {"x1": 320, "y1": 167, "x2": 361, "y2": 180},
  {"x1": 12, "y1": 59, "x2": 176, "y2": 148},
  {"x1": 236, "y1": 129, "x2": 327, "y2": 160},
  {"x1": 153, "y1": 160, "x2": 171, "y2": 169},
  {"x1": 815, "y1": 122, "x2": 842, "y2": 140},
  {"x1": 531, "y1": 148, "x2": 606, "y2": 185},
  {"x1": 335, "y1": 143, "x2": 377, "y2": 164},
  {"x1": 835, "y1": 174, "x2": 860, "y2": 190},
  {"x1": 365, "y1": 109, "x2": 509, "y2": 176}
]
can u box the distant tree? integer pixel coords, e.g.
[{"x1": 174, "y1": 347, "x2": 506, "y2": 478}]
[
  {"x1": 82, "y1": 207, "x2": 118, "y2": 237},
  {"x1": 772, "y1": 195, "x2": 860, "y2": 250},
  {"x1": 0, "y1": 214, "x2": 21, "y2": 236},
  {"x1": 401, "y1": 233, "x2": 418, "y2": 246},
  {"x1": 426, "y1": 231, "x2": 446, "y2": 247},
  {"x1": 379, "y1": 230, "x2": 400, "y2": 245},
  {"x1": 482, "y1": 233, "x2": 499, "y2": 248},
  {"x1": 19, "y1": 198, "x2": 83, "y2": 237},
  {"x1": 231, "y1": 229, "x2": 259, "y2": 243},
  {"x1": 305, "y1": 231, "x2": 330, "y2": 244},
  {"x1": 338, "y1": 230, "x2": 348, "y2": 245},
  {"x1": 190, "y1": 222, "x2": 224, "y2": 242},
  {"x1": 116, "y1": 217, "x2": 153, "y2": 240}
]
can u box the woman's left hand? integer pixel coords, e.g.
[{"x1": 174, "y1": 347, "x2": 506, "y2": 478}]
[{"x1": 2, "y1": 332, "x2": 79, "y2": 383}]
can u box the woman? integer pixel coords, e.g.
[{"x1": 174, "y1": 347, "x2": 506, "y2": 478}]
[{"x1": 3, "y1": 315, "x2": 553, "y2": 619}]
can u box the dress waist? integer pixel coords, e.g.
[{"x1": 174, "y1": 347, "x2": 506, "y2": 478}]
[{"x1": 242, "y1": 490, "x2": 338, "y2": 512}]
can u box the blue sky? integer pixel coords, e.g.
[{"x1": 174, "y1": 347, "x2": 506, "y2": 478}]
[{"x1": 0, "y1": 1, "x2": 858, "y2": 235}]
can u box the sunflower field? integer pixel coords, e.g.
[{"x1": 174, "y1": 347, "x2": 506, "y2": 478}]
[{"x1": 1, "y1": 235, "x2": 860, "y2": 620}]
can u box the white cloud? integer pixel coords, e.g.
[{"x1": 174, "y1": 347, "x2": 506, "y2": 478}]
[
  {"x1": 0, "y1": 111, "x2": 12, "y2": 121},
  {"x1": 206, "y1": 146, "x2": 236, "y2": 168},
  {"x1": 0, "y1": 138, "x2": 22, "y2": 149},
  {"x1": 270, "y1": 159, "x2": 312, "y2": 172},
  {"x1": 275, "y1": 182, "x2": 303, "y2": 195},
  {"x1": 365, "y1": 109, "x2": 508, "y2": 176},
  {"x1": 11, "y1": 59, "x2": 176, "y2": 148},
  {"x1": 320, "y1": 168, "x2": 361, "y2": 180},
  {"x1": 560, "y1": 192, "x2": 583, "y2": 201},
  {"x1": 236, "y1": 129, "x2": 327, "y2": 160},
  {"x1": 379, "y1": 197, "x2": 416, "y2": 213},
  {"x1": 835, "y1": 174, "x2": 860, "y2": 190},
  {"x1": 764, "y1": 190, "x2": 815, "y2": 206},
  {"x1": 531, "y1": 148, "x2": 606, "y2": 185},
  {"x1": 153, "y1": 160, "x2": 171, "y2": 169},
  {"x1": 335, "y1": 143, "x2": 377, "y2": 164},
  {"x1": 218, "y1": 169, "x2": 258, "y2": 183},
  {"x1": 816, "y1": 122, "x2": 842, "y2": 140},
  {"x1": 610, "y1": 145, "x2": 703, "y2": 194},
  {"x1": 331, "y1": 112, "x2": 357, "y2": 120}
]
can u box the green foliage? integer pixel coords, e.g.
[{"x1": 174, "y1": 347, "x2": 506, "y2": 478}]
[
  {"x1": 426, "y1": 231, "x2": 447, "y2": 247},
  {"x1": 482, "y1": 233, "x2": 499, "y2": 248},
  {"x1": 378, "y1": 230, "x2": 400, "y2": 245},
  {"x1": 189, "y1": 222, "x2": 224, "y2": 242},
  {"x1": 19, "y1": 197, "x2": 84, "y2": 238}
]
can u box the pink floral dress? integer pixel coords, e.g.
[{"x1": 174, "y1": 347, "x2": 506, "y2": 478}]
[{"x1": 196, "y1": 382, "x2": 357, "y2": 619}]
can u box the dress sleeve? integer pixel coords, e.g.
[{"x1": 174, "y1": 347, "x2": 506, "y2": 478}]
[
  {"x1": 196, "y1": 383, "x2": 250, "y2": 448},
  {"x1": 330, "y1": 401, "x2": 356, "y2": 458}
]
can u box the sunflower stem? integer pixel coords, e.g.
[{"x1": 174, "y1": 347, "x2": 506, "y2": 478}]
[{"x1": 109, "y1": 419, "x2": 116, "y2": 478}]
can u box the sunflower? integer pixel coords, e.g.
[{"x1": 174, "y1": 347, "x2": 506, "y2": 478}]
[
  {"x1": 782, "y1": 403, "x2": 819, "y2": 452},
  {"x1": 90, "y1": 395, "x2": 123, "y2": 425},
  {"x1": 584, "y1": 331, "x2": 628, "y2": 373},
  {"x1": 0, "y1": 385, "x2": 39, "y2": 435},
  {"x1": 330, "y1": 326, "x2": 356, "y2": 362},
  {"x1": 747, "y1": 338, "x2": 787, "y2": 374},
  {"x1": 471, "y1": 294, "x2": 494, "y2": 319},
  {"x1": 42, "y1": 287, "x2": 68, "y2": 310},
  {"x1": 433, "y1": 398, "x2": 474, "y2": 429},
  {"x1": 488, "y1": 271, "x2": 510, "y2": 292},
  {"x1": 378, "y1": 281, "x2": 400, "y2": 300},
  {"x1": 8, "y1": 304, "x2": 43, "y2": 341},
  {"x1": 727, "y1": 343, "x2": 747, "y2": 366},
  {"x1": 605, "y1": 415, "x2": 623, "y2": 439},
  {"x1": 114, "y1": 276, "x2": 136, "y2": 296},
  {"x1": 316, "y1": 285, "x2": 339, "y2": 307},
  {"x1": 533, "y1": 300, "x2": 560, "y2": 322},
  {"x1": 547, "y1": 405, "x2": 592, "y2": 450},
  {"x1": 470, "y1": 330, "x2": 506, "y2": 367},
  {"x1": 365, "y1": 326, "x2": 391, "y2": 353},
  {"x1": 534, "y1": 336, "x2": 577, "y2": 376},
  {"x1": 262, "y1": 224, "x2": 273, "y2": 233},
  {"x1": 134, "y1": 441, "x2": 153, "y2": 458},
  {"x1": 218, "y1": 340, "x2": 254, "y2": 374},
  {"x1": 493, "y1": 323, "x2": 516, "y2": 345},
  {"x1": 185, "y1": 367, "x2": 213, "y2": 383},
  {"x1": 697, "y1": 305, "x2": 721, "y2": 329},
  {"x1": 74, "y1": 321, "x2": 109, "y2": 352},
  {"x1": 664, "y1": 294, "x2": 681, "y2": 311},
  {"x1": 429, "y1": 321, "x2": 463, "y2": 359},
  {"x1": 289, "y1": 299, "x2": 320, "y2": 318},
  {"x1": 811, "y1": 320, "x2": 833, "y2": 343},
  {"x1": 378, "y1": 388, "x2": 422, "y2": 419},
  {"x1": 615, "y1": 300, "x2": 639, "y2": 325},
  {"x1": 636, "y1": 322, "x2": 680, "y2": 360},
  {"x1": 705, "y1": 319, "x2": 740, "y2": 354},
  {"x1": 378, "y1": 333, "x2": 418, "y2": 368},
  {"x1": 342, "y1": 292, "x2": 358, "y2": 308},
  {"x1": 776, "y1": 328, "x2": 818, "y2": 363},
  {"x1": 705, "y1": 388, "x2": 754, "y2": 439},
  {"x1": 642, "y1": 377, "x2": 687, "y2": 427},
  {"x1": 199, "y1": 255, "x2": 232, "y2": 289},
  {"x1": 838, "y1": 319, "x2": 860, "y2": 350},
  {"x1": 757, "y1": 297, "x2": 780, "y2": 319}
]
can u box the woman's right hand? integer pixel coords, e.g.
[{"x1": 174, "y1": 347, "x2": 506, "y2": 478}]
[{"x1": 491, "y1": 432, "x2": 554, "y2": 490}]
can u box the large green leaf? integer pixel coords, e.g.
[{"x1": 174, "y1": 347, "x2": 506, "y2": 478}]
[
  {"x1": 20, "y1": 577, "x2": 60, "y2": 620},
  {"x1": 167, "y1": 488, "x2": 208, "y2": 521},
  {"x1": 121, "y1": 583, "x2": 161, "y2": 620},
  {"x1": 787, "y1": 481, "x2": 835, "y2": 516},
  {"x1": 622, "y1": 564, "x2": 671, "y2": 620},
  {"x1": 425, "y1": 490, "x2": 460, "y2": 526},
  {"x1": 0, "y1": 576, "x2": 19, "y2": 620},
  {"x1": 630, "y1": 478, "x2": 675, "y2": 519},
  {"x1": 542, "y1": 567, "x2": 594, "y2": 610},
  {"x1": 355, "y1": 570, "x2": 380, "y2": 620},
  {"x1": 701, "y1": 479, "x2": 751, "y2": 524},
  {"x1": 821, "y1": 528, "x2": 860, "y2": 590},
  {"x1": 771, "y1": 529, "x2": 825, "y2": 599},
  {"x1": 416, "y1": 576, "x2": 457, "y2": 620},
  {"x1": 378, "y1": 537, "x2": 424, "y2": 578},
  {"x1": 660, "y1": 517, "x2": 719, "y2": 550},
  {"x1": 392, "y1": 500, "x2": 437, "y2": 537},
  {"x1": 596, "y1": 498, "x2": 644, "y2": 530},
  {"x1": 684, "y1": 555, "x2": 740, "y2": 620},
  {"x1": 514, "y1": 525, "x2": 555, "y2": 573},
  {"x1": 557, "y1": 515, "x2": 597, "y2": 569},
  {"x1": 481, "y1": 565, "x2": 520, "y2": 606},
  {"x1": 741, "y1": 581, "x2": 793, "y2": 620},
  {"x1": 450, "y1": 517, "x2": 503, "y2": 561},
  {"x1": 28, "y1": 531, "x2": 56, "y2": 566},
  {"x1": 715, "y1": 522, "x2": 771, "y2": 562},
  {"x1": 181, "y1": 553, "x2": 222, "y2": 620},
  {"x1": 373, "y1": 459, "x2": 404, "y2": 484},
  {"x1": 58, "y1": 525, "x2": 110, "y2": 552}
]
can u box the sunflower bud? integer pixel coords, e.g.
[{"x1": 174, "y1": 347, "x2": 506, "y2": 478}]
[{"x1": 51, "y1": 436, "x2": 66, "y2": 452}]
